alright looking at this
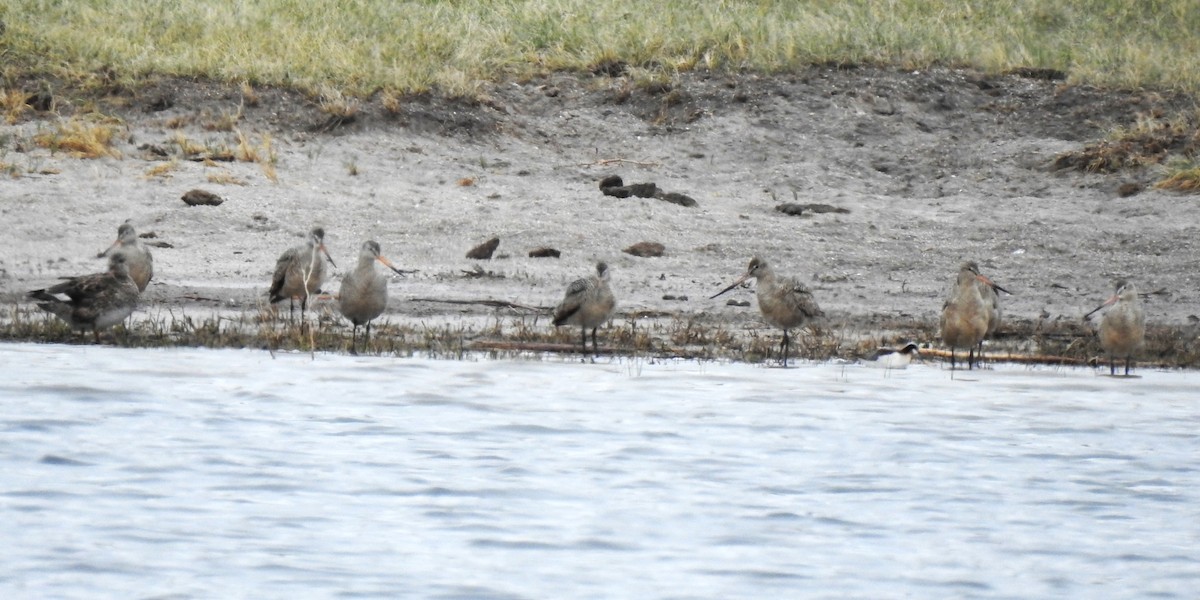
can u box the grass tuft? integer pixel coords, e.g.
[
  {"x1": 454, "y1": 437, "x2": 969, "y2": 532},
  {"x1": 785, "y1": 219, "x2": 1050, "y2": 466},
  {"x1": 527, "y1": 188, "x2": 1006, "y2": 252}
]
[{"x1": 32, "y1": 116, "x2": 123, "y2": 158}]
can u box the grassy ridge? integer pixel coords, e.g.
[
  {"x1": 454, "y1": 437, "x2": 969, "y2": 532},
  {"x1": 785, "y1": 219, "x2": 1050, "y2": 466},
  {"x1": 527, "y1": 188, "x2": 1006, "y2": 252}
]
[{"x1": 2, "y1": 0, "x2": 1199, "y2": 95}]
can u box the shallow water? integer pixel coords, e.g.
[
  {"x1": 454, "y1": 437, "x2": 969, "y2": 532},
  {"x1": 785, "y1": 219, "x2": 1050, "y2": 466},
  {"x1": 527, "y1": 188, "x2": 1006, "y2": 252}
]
[{"x1": 1, "y1": 343, "x2": 1197, "y2": 599}]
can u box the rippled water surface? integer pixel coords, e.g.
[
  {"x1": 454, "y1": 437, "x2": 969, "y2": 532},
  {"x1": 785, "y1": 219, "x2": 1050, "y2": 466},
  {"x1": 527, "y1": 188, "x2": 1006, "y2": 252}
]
[{"x1": 2, "y1": 343, "x2": 1198, "y2": 599}]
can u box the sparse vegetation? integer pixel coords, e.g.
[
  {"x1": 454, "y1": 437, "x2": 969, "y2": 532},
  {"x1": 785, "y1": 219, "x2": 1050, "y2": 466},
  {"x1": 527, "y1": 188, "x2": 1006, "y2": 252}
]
[
  {"x1": 1053, "y1": 109, "x2": 1200, "y2": 191},
  {"x1": 1, "y1": 89, "x2": 31, "y2": 124},
  {"x1": 32, "y1": 116, "x2": 123, "y2": 158},
  {"x1": 2, "y1": 0, "x2": 1200, "y2": 98},
  {"x1": 3, "y1": 304, "x2": 1196, "y2": 368},
  {"x1": 1156, "y1": 159, "x2": 1200, "y2": 191}
]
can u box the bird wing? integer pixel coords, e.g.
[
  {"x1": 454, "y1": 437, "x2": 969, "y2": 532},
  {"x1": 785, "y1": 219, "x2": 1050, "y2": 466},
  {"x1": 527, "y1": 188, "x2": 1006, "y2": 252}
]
[
  {"x1": 552, "y1": 278, "x2": 589, "y2": 325},
  {"x1": 45, "y1": 271, "x2": 110, "y2": 302},
  {"x1": 785, "y1": 281, "x2": 824, "y2": 318},
  {"x1": 269, "y1": 247, "x2": 298, "y2": 299}
]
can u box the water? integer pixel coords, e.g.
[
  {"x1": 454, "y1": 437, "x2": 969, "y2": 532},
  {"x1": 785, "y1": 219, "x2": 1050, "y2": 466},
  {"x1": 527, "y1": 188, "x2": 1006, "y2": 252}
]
[{"x1": 2, "y1": 343, "x2": 1198, "y2": 599}]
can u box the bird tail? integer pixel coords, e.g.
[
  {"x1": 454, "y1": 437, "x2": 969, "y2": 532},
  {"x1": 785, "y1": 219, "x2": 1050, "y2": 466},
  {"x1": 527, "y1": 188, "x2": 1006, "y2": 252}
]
[{"x1": 552, "y1": 306, "x2": 578, "y2": 327}]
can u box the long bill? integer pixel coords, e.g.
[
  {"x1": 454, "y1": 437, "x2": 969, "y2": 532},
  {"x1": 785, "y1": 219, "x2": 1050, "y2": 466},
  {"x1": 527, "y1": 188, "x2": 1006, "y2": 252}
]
[
  {"x1": 1084, "y1": 294, "x2": 1118, "y2": 320},
  {"x1": 376, "y1": 254, "x2": 407, "y2": 277},
  {"x1": 976, "y1": 274, "x2": 1012, "y2": 295},
  {"x1": 710, "y1": 273, "x2": 751, "y2": 300},
  {"x1": 320, "y1": 244, "x2": 338, "y2": 269},
  {"x1": 97, "y1": 238, "x2": 122, "y2": 258}
]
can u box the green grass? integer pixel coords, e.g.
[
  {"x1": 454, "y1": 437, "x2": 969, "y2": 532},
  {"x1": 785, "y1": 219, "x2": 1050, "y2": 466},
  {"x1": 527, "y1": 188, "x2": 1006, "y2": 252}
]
[{"x1": 2, "y1": 0, "x2": 1200, "y2": 96}]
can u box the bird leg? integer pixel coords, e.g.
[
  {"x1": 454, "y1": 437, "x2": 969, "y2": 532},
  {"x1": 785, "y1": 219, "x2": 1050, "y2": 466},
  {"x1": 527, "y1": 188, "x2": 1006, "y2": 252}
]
[
  {"x1": 590, "y1": 327, "x2": 599, "y2": 356},
  {"x1": 350, "y1": 324, "x2": 359, "y2": 355},
  {"x1": 781, "y1": 329, "x2": 790, "y2": 367},
  {"x1": 364, "y1": 321, "x2": 372, "y2": 353}
]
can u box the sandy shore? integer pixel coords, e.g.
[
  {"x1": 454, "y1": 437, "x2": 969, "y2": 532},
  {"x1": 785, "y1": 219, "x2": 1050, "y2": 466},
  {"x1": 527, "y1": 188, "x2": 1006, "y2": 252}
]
[{"x1": 2, "y1": 67, "x2": 1197, "y2": 359}]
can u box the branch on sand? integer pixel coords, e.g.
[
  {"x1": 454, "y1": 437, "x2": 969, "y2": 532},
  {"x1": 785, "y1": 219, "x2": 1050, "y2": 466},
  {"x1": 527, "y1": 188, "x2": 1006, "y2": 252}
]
[{"x1": 409, "y1": 297, "x2": 549, "y2": 312}]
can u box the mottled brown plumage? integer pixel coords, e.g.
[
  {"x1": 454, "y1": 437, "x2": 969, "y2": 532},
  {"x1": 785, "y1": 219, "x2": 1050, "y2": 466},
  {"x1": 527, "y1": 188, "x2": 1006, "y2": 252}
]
[
  {"x1": 1087, "y1": 280, "x2": 1146, "y2": 376},
  {"x1": 940, "y1": 261, "x2": 997, "y2": 370},
  {"x1": 712, "y1": 257, "x2": 823, "y2": 367},
  {"x1": 553, "y1": 262, "x2": 616, "y2": 355},
  {"x1": 29, "y1": 253, "x2": 140, "y2": 343},
  {"x1": 269, "y1": 227, "x2": 336, "y2": 321}
]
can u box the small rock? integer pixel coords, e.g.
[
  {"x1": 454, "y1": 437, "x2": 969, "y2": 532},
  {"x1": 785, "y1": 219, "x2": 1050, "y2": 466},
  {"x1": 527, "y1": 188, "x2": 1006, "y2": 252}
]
[
  {"x1": 528, "y1": 247, "x2": 561, "y2": 258},
  {"x1": 662, "y1": 294, "x2": 689, "y2": 301},
  {"x1": 181, "y1": 189, "x2": 223, "y2": 206},
  {"x1": 624, "y1": 241, "x2": 665, "y2": 257},
  {"x1": 601, "y1": 186, "x2": 632, "y2": 198},
  {"x1": 466, "y1": 237, "x2": 500, "y2": 260},
  {"x1": 599, "y1": 175, "x2": 624, "y2": 189},
  {"x1": 725, "y1": 299, "x2": 751, "y2": 307}
]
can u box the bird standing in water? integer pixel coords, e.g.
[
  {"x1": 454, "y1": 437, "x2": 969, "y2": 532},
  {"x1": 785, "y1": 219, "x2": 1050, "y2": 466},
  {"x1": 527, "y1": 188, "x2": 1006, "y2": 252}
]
[
  {"x1": 1085, "y1": 280, "x2": 1145, "y2": 376},
  {"x1": 338, "y1": 240, "x2": 406, "y2": 354},
  {"x1": 28, "y1": 253, "x2": 140, "y2": 343},
  {"x1": 553, "y1": 262, "x2": 616, "y2": 356},
  {"x1": 972, "y1": 264, "x2": 1012, "y2": 363},
  {"x1": 711, "y1": 256, "x2": 823, "y2": 367},
  {"x1": 269, "y1": 227, "x2": 336, "y2": 322},
  {"x1": 940, "y1": 261, "x2": 1006, "y2": 370}
]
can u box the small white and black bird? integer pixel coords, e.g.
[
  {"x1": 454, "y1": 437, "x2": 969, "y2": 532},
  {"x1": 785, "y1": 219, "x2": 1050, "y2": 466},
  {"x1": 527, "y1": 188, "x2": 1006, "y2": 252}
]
[{"x1": 863, "y1": 342, "x2": 920, "y2": 370}]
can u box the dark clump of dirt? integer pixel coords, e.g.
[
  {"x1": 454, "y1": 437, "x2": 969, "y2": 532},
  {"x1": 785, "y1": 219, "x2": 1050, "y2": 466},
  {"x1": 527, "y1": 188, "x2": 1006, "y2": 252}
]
[
  {"x1": 466, "y1": 237, "x2": 500, "y2": 260},
  {"x1": 599, "y1": 175, "x2": 698, "y2": 207},
  {"x1": 529, "y1": 247, "x2": 561, "y2": 258},
  {"x1": 181, "y1": 189, "x2": 223, "y2": 206},
  {"x1": 624, "y1": 241, "x2": 665, "y2": 257}
]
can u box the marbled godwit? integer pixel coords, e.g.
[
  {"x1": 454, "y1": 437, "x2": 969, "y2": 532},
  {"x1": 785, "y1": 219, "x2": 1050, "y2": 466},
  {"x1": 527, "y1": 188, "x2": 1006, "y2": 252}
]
[
  {"x1": 338, "y1": 240, "x2": 405, "y2": 354},
  {"x1": 269, "y1": 227, "x2": 337, "y2": 321},
  {"x1": 1085, "y1": 280, "x2": 1145, "y2": 376},
  {"x1": 98, "y1": 221, "x2": 153, "y2": 292},
  {"x1": 940, "y1": 261, "x2": 1004, "y2": 370},
  {"x1": 864, "y1": 342, "x2": 920, "y2": 370},
  {"x1": 28, "y1": 253, "x2": 140, "y2": 343},
  {"x1": 973, "y1": 265, "x2": 1012, "y2": 359},
  {"x1": 711, "y1": 257, "x2": 824, "y2": 367},
  {"x1": 553, "y1": 262, "x2": 616, "y2": 355}
]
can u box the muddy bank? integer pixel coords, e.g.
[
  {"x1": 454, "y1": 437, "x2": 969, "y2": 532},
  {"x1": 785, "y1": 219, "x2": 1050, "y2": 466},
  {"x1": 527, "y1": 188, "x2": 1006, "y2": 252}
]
[{"x1": 1, "y1": 66, "x2": 1198, "y2": 364}]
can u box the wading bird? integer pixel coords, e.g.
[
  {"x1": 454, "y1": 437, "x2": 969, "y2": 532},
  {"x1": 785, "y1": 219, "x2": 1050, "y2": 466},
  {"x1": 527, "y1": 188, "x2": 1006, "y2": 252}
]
[
  {"x1": 711, "y1": 257, "x2": 823, "y2": 367},
  {"x1": 28, "y1": 253, "x2": 140, "y2": 343},
  {"x1": 269, "y1": 227, "x2": 336, "y2": 322},
  {"x1": 553, "y1": 262, "x2": 616, "y2": 355},
  {"x1": 1085, "y1": 280, "x2": 1145, "y2": 376},
  {"x1": 98, "y1": 220, "x2": 154, "y2": 292},
  {"x1": 338, "y1": 240, "x2": 406, "y2": 354},
  {"x1": 940, "y1": 261, "x2": 1006, "y2": 370}
]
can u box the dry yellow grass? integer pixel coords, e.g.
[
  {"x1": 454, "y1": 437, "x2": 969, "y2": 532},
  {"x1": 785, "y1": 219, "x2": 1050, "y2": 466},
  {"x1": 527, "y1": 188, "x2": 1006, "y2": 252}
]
[
  {"x1": 32, "y1": 117, "x2": 122, "y2": 158},
  {"x1": 207, "y1": 170, "x2": 248, "y2": 186},
  {"x1": 1, "y1": 89, "x2": 31, "y2": 124},
  {"x1": 143, "y1": 160, "x2": 179, "y2": 179},
  {"x1": 1156, "y1": 163, "x2": 1200, "y2": 191}
]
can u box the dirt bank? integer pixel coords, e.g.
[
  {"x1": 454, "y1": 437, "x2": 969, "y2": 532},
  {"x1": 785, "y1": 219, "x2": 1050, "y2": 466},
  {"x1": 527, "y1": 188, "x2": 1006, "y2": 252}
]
[{"x1": 1, "y1": 66, "x2": 1198, "y2": 362}]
